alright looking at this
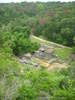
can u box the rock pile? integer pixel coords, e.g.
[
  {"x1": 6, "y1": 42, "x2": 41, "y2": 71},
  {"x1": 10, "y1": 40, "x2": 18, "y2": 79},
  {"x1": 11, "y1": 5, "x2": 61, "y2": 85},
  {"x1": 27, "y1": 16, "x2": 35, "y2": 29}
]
[{"x1": 19, "y1": 43, "x2": 61, "y2": 69}]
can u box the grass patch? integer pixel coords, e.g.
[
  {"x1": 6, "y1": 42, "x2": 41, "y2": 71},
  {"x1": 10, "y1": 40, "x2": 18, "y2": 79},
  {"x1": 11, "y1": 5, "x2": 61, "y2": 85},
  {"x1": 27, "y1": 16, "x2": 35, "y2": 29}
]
[{"x1": 54, "y1": 48, "x2": 72, "y2": 60}]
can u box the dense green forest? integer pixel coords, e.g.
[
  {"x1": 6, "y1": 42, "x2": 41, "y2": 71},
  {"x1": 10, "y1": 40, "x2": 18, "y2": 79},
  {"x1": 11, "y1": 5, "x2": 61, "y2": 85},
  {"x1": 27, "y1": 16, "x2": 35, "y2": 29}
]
[
  {"x1": 0, "y1": 2, "x2": 75, "y2": 46},
  {"x1": 0, "y1": 1, "x2": 75, "y2": 100}
]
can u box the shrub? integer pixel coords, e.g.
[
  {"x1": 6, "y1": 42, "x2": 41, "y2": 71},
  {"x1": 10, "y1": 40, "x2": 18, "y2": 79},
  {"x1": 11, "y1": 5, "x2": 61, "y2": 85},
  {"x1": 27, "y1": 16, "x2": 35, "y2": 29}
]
[{"x1": 16, "y1": 85, "x2": 37, "y2": 100}]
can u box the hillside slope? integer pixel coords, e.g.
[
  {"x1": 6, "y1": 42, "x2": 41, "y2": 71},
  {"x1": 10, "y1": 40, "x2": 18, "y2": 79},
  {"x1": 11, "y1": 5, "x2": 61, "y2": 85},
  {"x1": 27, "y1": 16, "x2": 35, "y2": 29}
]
[
  {"x1": 0, "y1": 36, "x2": 74, "y2": 100},
  {"x1": 18, "y1": 35, "x2": 72, "y2": 71}
]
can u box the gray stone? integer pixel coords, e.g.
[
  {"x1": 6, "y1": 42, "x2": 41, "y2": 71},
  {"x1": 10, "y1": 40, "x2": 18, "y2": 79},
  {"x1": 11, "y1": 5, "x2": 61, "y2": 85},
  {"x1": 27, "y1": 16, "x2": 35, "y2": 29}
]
[
  {"x1": 19, "y1": 59, "x2": 29, "y2": 64},
  {"x1": 34, "y1": 63, "x2": 40, "y2": 67},
  {"x1": 24, "y1": 53, "x2": 32, "y2": 59},
  {"x1": 39, "y1": 47, "x2": 45, "y2": 52}
]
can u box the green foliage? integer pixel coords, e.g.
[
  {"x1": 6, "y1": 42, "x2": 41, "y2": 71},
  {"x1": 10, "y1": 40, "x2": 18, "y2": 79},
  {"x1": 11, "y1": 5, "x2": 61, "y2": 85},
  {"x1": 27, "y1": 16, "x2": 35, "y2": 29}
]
[
  {"x1": 0, "y1": 2, "x2": 75, "y2": 100},
  {"x1": 0, "y1": 49, "x2": 74, "y2": 100},
  {"x1": 0, "y1": 49, "x2": 21, "y2": 76},
  {"x1": 0, "y1": 50, "x2": 21, "y2": 100},
  {"x1": 13, "y1": 38, "x2": 40, "y2": 55},
  {"x1": 0, "y1": 25, "x2": 40, "y2": 56},
  {"x1": 16, "y1": 85, "x2": 37, "y2": 100},
  {"x1": 0, "y1": 2, "x2": 75, "y2": 47},
  {"x1": 16, "y1": 67, "x2": 75, "y2": 100}
]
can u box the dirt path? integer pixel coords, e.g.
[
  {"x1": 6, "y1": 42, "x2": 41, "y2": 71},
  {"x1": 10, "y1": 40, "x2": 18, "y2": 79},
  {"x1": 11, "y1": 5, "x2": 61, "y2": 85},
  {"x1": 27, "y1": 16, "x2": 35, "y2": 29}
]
[{"x1": 31, "y1": 35, "x2": 71, "y2": 49}]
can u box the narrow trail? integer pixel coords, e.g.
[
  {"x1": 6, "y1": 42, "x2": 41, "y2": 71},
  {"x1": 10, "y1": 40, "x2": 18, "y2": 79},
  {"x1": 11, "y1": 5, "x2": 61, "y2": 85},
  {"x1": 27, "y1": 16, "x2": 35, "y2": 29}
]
[{"x1": 31, "y1": 35, "x2": 71, "y2": 49}]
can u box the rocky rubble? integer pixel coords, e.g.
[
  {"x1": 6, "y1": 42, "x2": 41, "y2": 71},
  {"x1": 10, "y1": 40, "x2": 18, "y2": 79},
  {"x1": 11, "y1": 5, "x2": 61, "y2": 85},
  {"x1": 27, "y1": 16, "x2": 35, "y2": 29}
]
[{"x1": 19, "y1": 43, "x2": 62, "y2": 68}]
